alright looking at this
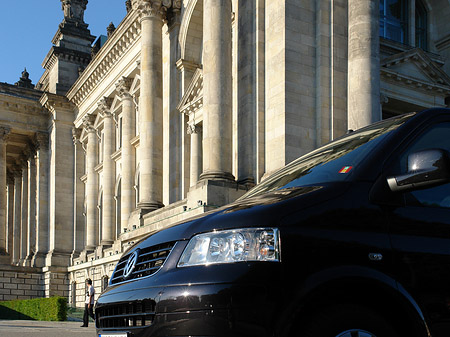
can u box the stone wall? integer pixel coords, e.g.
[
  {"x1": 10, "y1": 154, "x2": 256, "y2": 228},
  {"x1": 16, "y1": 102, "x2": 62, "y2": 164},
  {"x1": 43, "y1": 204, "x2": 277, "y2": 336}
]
[{"x1": 0, "y1": 266, "x2": 44, "y2": 301}]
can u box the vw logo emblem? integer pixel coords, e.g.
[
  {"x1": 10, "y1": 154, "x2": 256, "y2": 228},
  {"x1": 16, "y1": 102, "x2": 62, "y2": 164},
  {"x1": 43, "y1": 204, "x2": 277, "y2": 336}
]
[{"x1": 123, "y1": 249, "x2": 139, "y2": 279}]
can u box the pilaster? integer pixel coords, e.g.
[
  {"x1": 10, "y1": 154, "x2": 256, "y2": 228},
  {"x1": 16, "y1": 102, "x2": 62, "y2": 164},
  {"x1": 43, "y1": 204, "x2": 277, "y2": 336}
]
[
  {"x1": 31, "y1": 132, "x2": 50, "y2": 268},
  {"x1": 40, "y1": 93, "x2": 75, "y2": 267},
  {"x1": 72, "y1": 127, "x2": 85, "y2": 259}
]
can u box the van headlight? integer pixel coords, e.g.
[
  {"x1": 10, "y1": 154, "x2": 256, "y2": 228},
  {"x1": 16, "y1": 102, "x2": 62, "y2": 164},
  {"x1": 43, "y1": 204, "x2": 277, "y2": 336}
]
[{"x1": 177, "y1": 228, "x2": 280, "y2": 267}]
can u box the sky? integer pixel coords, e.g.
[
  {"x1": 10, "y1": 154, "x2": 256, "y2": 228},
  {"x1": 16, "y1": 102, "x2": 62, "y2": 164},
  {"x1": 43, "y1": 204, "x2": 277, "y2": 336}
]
[{"x1": 0, "y1": 0, "x2": 127, "y2": 86}]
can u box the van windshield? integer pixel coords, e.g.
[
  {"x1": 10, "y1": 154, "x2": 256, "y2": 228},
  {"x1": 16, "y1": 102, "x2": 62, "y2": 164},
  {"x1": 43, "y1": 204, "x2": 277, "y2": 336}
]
[{"x1": 241, "y1": 113, "x2": 415, "y2": 199}]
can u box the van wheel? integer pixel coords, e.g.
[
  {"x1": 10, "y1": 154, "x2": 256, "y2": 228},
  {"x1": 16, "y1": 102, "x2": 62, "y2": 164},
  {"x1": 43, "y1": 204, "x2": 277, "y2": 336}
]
[{"x1": 296, "y1": 304, "x2": 399, "y2": 337}]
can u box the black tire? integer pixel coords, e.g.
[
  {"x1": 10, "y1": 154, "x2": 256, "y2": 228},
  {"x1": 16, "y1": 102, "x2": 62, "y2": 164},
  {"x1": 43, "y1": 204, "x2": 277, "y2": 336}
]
[{"x1": 296, "y1": 304, "x2": 399, "y2": 337}]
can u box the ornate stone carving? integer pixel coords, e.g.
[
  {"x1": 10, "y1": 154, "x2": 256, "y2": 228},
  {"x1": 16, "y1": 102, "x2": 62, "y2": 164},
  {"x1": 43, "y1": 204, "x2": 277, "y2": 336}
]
[
  {"x1": 107, "y1": 22, "x2": 116, "y2": 38},
  {"x1": 82, "y1": 114, "x2": 96, "y2": 133},
  {"x1": 61, "y1": 0, "x2": 88, "y2": 24},
  {"x1": 125, "y1": 0, "x2": 132, "y2": 12},
  {"x1": 136, "y1": 0, "x2": 181, "y2": 21},
  {"x1": 115, "y1": 77, "x2": 133, "y2": 99},
  {"x1": 34, "y1": 133, "x2": 49, "y2": 151},
  {"x1": 0, "y1": 126, "x2": 11, "y2": 143},
  {"x1": 72, "y1": 127, "x2": 82, "y2": 145},
  {"x1": 187, "y1": 121, "x2": 199, "y2": 135},
  {"x1": 98, "y1": 97, "x2": 114, "y2": 119}
]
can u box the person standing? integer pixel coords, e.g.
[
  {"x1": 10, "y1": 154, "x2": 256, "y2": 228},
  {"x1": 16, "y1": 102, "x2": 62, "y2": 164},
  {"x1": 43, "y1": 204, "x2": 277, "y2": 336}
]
[{"x1": 81, "y1": 278, "x2": 95, "y2": 327}]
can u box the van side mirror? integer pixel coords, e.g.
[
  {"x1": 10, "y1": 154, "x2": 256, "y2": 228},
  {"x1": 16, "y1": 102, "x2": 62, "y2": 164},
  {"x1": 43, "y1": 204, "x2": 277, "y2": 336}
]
[{"x1": 387, "y1": 149, "x2": 450, "y2": 192}]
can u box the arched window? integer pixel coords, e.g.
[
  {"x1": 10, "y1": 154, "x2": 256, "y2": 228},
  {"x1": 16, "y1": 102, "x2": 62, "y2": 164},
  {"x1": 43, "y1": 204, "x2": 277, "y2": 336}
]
[
  {"x1": 415, "y1": 0, "x2": 427, "y2": 49},
  {"x1": 380, "y1": 0, "x2": 408, "y2": 44},
  {"x1": 101, "y1": 275, "x2": 109, "y2": 292}
]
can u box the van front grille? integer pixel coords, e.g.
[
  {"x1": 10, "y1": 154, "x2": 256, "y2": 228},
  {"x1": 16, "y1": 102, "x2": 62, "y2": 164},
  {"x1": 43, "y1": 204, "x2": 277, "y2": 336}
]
[
  {"x1": 110, "y1": 242, "x2": 175, "y2": 285},
  {"x1": 96, "y1": 300, "x2": 155, "y2": 329}
]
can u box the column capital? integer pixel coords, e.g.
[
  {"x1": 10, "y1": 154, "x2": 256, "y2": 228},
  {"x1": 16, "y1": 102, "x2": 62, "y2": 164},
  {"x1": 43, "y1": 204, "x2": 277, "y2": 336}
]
[
  {"x1": 97, "y1": 97, "x2": 114, "y2": 119},
  {"x1": 82, "y1": 114, "x2": 96, "y2": 133},
  {"x1": 11, "y1": 165, "x2": 22, "y2": 178},
  {"x1": 187, "y1": 121, "x2": 200, "y2": 135},
  {"x1": 72, "y1": 127, "x2": 82, "y2": 145},
  {"x1": 136, "y1": 0, "x2": 181, "y2": 22},
  {"x1": 34, "y1": 132, "x2": 49, "y2": 151},
  {"x1": 0, "y1": 126, "x2": 11, "y2": 143},
  {"x1": 115, "y1": 77, "x2": 133, "y2": 100}
]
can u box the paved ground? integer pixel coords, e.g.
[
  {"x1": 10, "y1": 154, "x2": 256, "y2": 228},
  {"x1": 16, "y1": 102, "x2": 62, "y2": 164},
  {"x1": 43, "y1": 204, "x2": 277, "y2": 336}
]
[{"x1": 0, "y1": 320, "x2": 97, "y2": 337}]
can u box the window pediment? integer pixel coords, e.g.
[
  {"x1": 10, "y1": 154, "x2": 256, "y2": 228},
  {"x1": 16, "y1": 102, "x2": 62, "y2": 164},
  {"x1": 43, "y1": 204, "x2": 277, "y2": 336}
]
[
  {"x1": 177, "y1": 68, "x2": 203, "y2": 116},
  {"x1": 381, "y1": 48, "x2": 450, "y2": 93}
]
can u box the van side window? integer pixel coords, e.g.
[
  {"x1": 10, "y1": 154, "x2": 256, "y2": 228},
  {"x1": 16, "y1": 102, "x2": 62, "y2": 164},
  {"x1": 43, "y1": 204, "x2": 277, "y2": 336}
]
[{"x1": 397, "y1": 123, "x2": 450, "y2": 208}]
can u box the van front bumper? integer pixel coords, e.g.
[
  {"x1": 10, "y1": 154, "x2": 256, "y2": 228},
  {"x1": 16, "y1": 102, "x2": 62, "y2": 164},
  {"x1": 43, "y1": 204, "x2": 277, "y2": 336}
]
[{"x1": 96, "y1": 281, "x2": 275, "y2": 337}]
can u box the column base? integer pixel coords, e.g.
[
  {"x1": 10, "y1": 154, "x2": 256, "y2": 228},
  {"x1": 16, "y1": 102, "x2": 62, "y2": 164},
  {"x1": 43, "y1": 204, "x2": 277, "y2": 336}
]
[
  {"x1": 137, "y1": 201, "x2": 165, "y2": 214},
  {"x1": 199, "y1": 170, "x2": 235, "y2": 182},
  {"x1": 31, "y1": 252, "x2": 47, "y2": 268},
  {"x1": 0, "y1": 253, "x2": 11, "y2": 265},
  {"x1": 187, "y1": 178, "x2": 247, "y2": 209},
  {"x1": 237, "y1": 176, "x2": 256, "y2": 187},
  {"x1": 100, "y1": 240, "x2": 114, "y2": 247},
  {"x1": 45, "y1": 250, "x2": 72, "y2": 267},
  {"x1": 23, "y1": 255, "x2": 33, "y2": 267}
]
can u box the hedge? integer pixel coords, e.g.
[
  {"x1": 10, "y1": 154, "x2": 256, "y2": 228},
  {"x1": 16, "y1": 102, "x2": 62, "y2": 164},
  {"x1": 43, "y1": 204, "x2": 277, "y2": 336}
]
[{"x1": 0, "y1": 297, "x2": 67, "y2": 321}]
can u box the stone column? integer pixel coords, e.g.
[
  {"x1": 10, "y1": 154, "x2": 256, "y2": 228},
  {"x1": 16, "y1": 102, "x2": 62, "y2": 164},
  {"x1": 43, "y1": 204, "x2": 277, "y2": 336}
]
[
  {"x1": 115, "y1": 77, "x2": 135, "y2": 232},
  {"x1": 83, "y1": 114, "x2": 98, "y2": 250},
  {"x1": 24, "y1": 150, "x2": 37, "y2": 266},
  {"x1": 7, "y1": 176, "x2": 14, "y2": 258},
  {"x1": 20, "y1": 158, "x2": 28, "y2": 265},
  {"x1": 136, "y1": 0, "x2": 166, "y2": 211},
  {"x1": 188, "y1": 122, "x2": 202, "y2": 187},
  {"x1": 200, "y1": 0, "x2": 234, "y2": 182},
  {"x1": 72, "y1": 127, "x2": 85, "y2": 257},
  {"x1": 32, "y1": 133, "x2": 49, "y2": 267},
  {"x1": 0, "y1": 126, "x2": 10, "y2": 259},
  {"x1": 98, "y1": 98, "x2": 115, "y2": 245},
  {"x1": 348, "y1": 0, "x2": 381, "y2": 130},
  {"x1": 12, "y1": 168, "x2": 22, "y2": 265}
]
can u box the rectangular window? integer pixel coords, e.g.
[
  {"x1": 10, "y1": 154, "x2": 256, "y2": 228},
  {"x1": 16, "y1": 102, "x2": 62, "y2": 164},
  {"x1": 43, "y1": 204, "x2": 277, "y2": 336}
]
[
  {"x1": 380, "y1": 0, "x2": 408, "y2": 44},
  {"x1": 415, "y1": 1, "x2": 427, "y2": 50}
]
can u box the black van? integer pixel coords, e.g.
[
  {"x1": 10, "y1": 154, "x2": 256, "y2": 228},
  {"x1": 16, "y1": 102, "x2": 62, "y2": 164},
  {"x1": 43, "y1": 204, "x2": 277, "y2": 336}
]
[{"x1": 96, "y1": 108, "x2": 450, "y2": 337}]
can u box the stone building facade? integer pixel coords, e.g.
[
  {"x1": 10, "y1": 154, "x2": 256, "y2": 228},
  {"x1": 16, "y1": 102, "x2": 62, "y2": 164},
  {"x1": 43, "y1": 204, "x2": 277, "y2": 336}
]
[{"x1": 1, "y1": 0, "x2": 450, "y2": 306}]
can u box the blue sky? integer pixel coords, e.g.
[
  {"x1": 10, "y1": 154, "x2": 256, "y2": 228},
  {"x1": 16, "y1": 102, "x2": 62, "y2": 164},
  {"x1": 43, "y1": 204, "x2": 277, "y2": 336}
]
[{"x1": 0, "y1": 0, "x2": 127, "y2": 86}]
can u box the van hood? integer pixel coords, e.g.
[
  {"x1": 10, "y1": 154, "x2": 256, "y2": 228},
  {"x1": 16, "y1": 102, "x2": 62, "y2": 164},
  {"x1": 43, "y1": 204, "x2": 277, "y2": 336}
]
[{"x1": 130, "y1": 182, "x2": 349, "y2": 251}]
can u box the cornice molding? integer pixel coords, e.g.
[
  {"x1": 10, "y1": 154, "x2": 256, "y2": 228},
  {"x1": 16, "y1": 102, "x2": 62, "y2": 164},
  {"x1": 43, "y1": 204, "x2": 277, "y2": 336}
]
[{"x1": 66, "y1": 10, "x2": 142, "y2": 107}]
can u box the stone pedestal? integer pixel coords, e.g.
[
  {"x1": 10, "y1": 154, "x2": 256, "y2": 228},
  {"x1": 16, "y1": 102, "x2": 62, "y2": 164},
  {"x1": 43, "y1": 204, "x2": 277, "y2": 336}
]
[{"x1": 186, "y1": 179, "x2": 247, "y2": 210}]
